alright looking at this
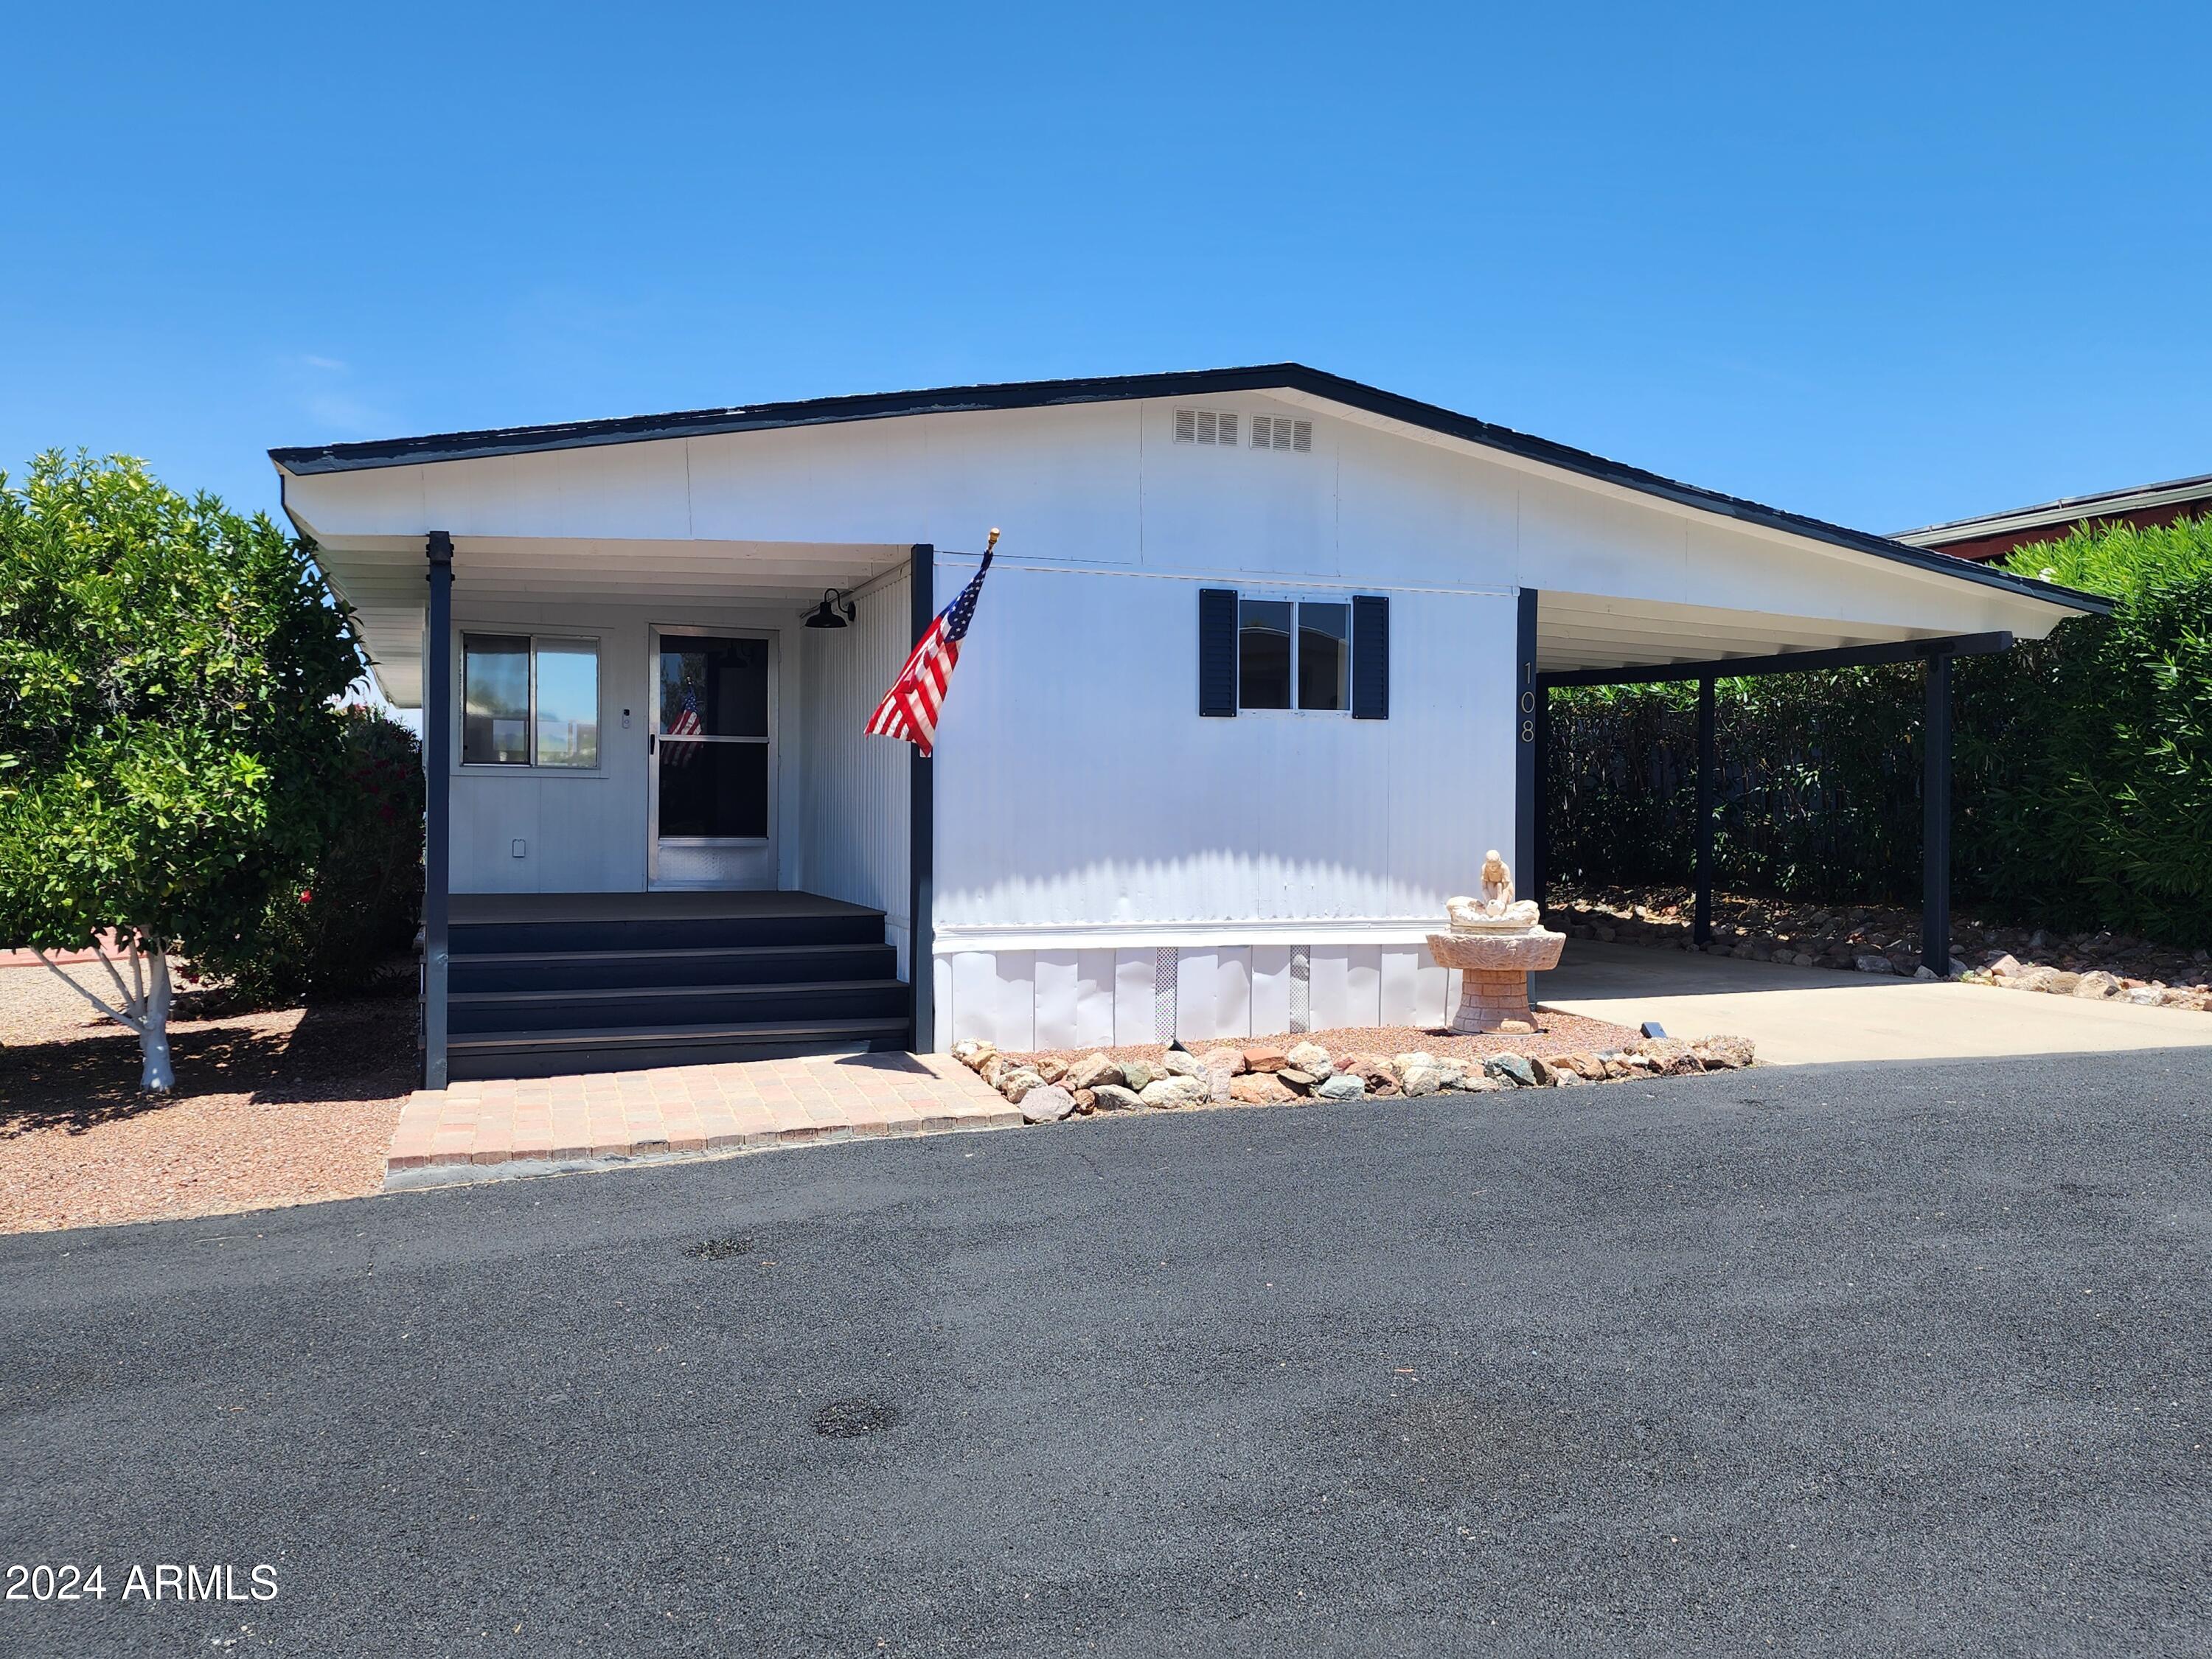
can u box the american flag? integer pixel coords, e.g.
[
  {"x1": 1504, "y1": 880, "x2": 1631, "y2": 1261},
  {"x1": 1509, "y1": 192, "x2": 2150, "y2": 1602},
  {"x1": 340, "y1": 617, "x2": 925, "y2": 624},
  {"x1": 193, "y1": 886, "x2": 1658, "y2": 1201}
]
[
  {"x1": 667, "y1": 679, "x2": 701, "y2": 764},
  {"x1": 866, "y1": 532, "x2": 998, "y2": 758}
]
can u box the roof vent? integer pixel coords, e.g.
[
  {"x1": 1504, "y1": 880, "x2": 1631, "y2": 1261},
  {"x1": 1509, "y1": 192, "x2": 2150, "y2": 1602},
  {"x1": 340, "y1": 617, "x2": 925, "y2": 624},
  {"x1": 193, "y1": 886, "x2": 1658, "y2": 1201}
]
[
  {"x1": 1252, "y1": 415, "x2": 1312, "y2": 453},
  {"x1": 1172, "y1": 408, "x2": 1240, "y2": 447}
]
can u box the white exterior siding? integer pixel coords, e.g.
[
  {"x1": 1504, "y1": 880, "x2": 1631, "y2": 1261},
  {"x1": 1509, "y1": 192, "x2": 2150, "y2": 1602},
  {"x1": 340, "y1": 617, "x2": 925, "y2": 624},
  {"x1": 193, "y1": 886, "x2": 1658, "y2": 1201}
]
[{"x1": 796, "y1": 568, "x2": 913, "y2": 973}]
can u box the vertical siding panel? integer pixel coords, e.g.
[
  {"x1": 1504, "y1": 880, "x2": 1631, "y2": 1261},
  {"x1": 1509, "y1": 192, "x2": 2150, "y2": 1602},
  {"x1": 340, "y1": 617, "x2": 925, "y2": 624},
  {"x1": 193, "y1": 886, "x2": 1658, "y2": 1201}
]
[
  {"x1": 992, "y1": 950, "x2": 1037, "y2": 1052},
  {"x1": 1413, "y1": 961, "x2": 1452, "y2": 1029},
  {"x1": 1345, "y1": 945, "x2": 1383, "y2": 1028},
  {"x1": 932, "y1": 954, "x2": 954, "y2": 1051},
  {"x1": 1307, "y1": 947, "x2": 1351, "y2": 1032},
  {"x1": 1113, "y1": 950, "x2": 1156, "y2": 1046},
  {"x1": 1249, "y1": 946, "x2": 1293, "y2": 1038},
  {"x1": 1175, "y1": 948, "x2": 1217, "y2": 1043},
  {"x1": 1032, "y1": 950, "x2": 1079, "y2": 1051},
  {"x1": 1378, "y1": 947, "x2": 1421, "y2": 1028},
  {"x1": 1214, "y1": 947, "x2": 1252, "y2": 1040},
  {"x1": 799, "y1": 568, "x2": 912, "y2": 964},
  {"x1": 950, "y1": 951, "x2": 997, "y2": 1046},
  {"x1": 1074, "y1": 950, "x2": 1117, "y2": 1049}
]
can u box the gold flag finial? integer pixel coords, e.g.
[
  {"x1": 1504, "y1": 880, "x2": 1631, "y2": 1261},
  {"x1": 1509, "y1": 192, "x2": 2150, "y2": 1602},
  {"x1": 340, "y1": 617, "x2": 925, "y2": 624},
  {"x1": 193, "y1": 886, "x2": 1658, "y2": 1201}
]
[{"x1": 985, "y1": 527, "x2": 1001, "y2": 552}]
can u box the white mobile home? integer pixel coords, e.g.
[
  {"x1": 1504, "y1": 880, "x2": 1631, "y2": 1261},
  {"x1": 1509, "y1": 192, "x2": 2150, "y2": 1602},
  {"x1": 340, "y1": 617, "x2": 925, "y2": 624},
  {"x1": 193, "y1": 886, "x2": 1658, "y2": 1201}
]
[{"x1": 272, "y1": 366, "x2": 2106, "y2": 1083}]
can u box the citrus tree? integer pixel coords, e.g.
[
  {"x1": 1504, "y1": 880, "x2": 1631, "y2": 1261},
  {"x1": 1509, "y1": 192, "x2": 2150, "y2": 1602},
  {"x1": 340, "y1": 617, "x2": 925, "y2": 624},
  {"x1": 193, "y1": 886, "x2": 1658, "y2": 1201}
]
[{"x1": 0, "y1": 452, "x2": 361, "y2": 1090}]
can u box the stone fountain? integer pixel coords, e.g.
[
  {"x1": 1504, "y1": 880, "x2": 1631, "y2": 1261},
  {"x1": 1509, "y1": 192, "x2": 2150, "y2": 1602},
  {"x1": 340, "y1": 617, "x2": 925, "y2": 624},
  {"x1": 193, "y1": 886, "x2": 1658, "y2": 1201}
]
[{"x1": 1425, "y1": 850, "x2": 1565, "y2": 1034}]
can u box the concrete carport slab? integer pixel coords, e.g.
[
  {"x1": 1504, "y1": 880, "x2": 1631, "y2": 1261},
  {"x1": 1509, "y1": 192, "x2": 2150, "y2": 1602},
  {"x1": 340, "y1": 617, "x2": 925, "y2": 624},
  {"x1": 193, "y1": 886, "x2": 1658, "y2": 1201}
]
[{"x1": 1542, "y1": 940, "x2": 2212, "y2": 1067}]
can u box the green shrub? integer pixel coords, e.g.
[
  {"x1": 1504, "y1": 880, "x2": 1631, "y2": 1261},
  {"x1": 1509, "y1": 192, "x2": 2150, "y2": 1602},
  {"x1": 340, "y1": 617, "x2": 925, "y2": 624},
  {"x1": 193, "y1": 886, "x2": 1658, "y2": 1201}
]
[
  {"x1": 186, "y1": 706, "x2": 423, "y2": 1006},
  {"x1": 1548, "y1": 515, "x2": 2212, "y2": 950}
]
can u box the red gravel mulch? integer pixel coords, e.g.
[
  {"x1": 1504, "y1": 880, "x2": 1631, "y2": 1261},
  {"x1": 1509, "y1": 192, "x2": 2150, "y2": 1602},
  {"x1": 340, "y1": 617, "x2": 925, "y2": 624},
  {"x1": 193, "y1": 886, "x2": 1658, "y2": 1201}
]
[{"x1": 0, "y1": 964, "x2": 414, "y2": 1236}]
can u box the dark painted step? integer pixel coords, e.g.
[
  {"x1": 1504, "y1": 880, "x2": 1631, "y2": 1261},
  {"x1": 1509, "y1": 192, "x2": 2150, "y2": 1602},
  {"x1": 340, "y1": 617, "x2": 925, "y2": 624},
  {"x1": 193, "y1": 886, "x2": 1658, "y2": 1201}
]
[
  {"x1": 451, "y1": 910, "x2": 886, "y2": 956},
  {"x1": 450, "y1": 941, "x2": 898, "y2": 994},
  {"x1": 448, "y1": 978, "x2": 909, "y2": 1036},
  {"x1": 447, "y1": 1015, "x2": 914, "y2": 1081}
]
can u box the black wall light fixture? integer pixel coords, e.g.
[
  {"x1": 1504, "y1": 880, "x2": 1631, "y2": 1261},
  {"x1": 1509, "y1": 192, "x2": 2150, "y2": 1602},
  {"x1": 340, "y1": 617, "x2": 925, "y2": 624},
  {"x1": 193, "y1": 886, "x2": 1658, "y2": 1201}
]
[{"x1": 804, "y1": 588, "x2": 858, "y2": 629}]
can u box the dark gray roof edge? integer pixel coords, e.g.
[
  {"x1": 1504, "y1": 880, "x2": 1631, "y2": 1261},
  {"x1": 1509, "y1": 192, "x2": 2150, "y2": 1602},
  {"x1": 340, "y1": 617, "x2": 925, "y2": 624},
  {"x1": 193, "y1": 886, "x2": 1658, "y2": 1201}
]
[
  {"x1": 1897, "y1": 469, "x2": 2212, "y2": 543},
  {"x1": 267, "y1": 364, "x2": 2112, "y2": 616}
]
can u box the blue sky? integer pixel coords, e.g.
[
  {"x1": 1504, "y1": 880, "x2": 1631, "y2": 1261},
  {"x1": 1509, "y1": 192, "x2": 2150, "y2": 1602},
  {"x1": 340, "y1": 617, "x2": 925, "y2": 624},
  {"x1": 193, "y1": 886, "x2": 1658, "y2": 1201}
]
[{"x1": 5, "y1": 1, "x2": 2208, "y2": 536}]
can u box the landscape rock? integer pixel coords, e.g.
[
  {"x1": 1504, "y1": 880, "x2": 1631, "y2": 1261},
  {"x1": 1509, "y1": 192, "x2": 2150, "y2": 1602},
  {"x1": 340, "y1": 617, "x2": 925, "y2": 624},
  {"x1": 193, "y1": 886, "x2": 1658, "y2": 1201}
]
[
  {"x1": 1161, "y1": 1049, "x2": 1211, "y2": 1081},
  {"x1": 1443, "y1": 1068, "x2": 1503, "y2": 1093},
  {"x1": 980, "y1": 1055, "x2": 1012, "y2": 1085},
  {"x1": 1088, "y1": 1084, "x2": 1144, "y2": 1113},
  {"x1": 1071, "y1": 1088, "x2": 1097, "y2": 1113},
  {"x1": 1243, "y1": 1046, "x2": 1290, "y2": 1073},
  {"x1": 950, "y1": 1038, "x2": 996, "y2": 1071},
  {"x1": 1854, "y1": 955, "x2": 1896, "y2": 975},
  {"x1": 1285, "y1": 1041, "x2": 1334, "y2": 1077},
  {"x1": 2042, "y1": 972, "x2": 2081, "y2": 995},
  {"x1": 1276, "y1": 1068, "x2": 1320, "y2": 1093},
  {"x1": 1630, "y1": 1037, "x2": 1702, "y2": 1076},
  {"x1": 1034, "y1": 1057, "x2": 1068, "y2": 1084},
  {"x1": 1690, "y1": 1034, "x2": 1756, "y2": 1070},
  {"x1": 1139, "y1": 1076, "x2": 1210, "y2": 1109},
  {"x1": 2126, "y1": 985, "x2": 2164, "y2": 1006},
  {"x1": 1315, "y1": 1073, "x2": 1367, "y2": 1102},
  {"x1": 1198, "y1": 1048, "x2": 1248, "y2": 1077},
  {"x1": 2073, "y1": 970, "x2": 2121, "y2": 1000},
  {"x1": 1119, "y1": 1058, "x2": 1158, "y2": 1093},
  {"x1": 1551, "y1": 1066, "x2": 1592, "y2": 1088},
  {"x1": 1228, "y1": 1072, "x2": 1296, "y2": 1106},
  {"x1": 1484, "y1": 1052, "x2": 1539, "y2": 1088},
  {"x1": 1496, "y1": 1018, "x2": 1535, "y2": 1035},
  {"x1": 1338, "y1": 1053, "x2": 1399, "y2": 1094},
  {"x1": 1394, "y1": 1051, "x2": 1444, "y2": 1096},
  {"x1": 1067, "y1": 1052, "x2": 1124, "y2": 1092},
  {"x1": 1018, "y1": 1084, "x2": 1076, "y2": 1124},
  {"x1": 996, "y1": 1068, "x2": 1047, "y2": 1104}
]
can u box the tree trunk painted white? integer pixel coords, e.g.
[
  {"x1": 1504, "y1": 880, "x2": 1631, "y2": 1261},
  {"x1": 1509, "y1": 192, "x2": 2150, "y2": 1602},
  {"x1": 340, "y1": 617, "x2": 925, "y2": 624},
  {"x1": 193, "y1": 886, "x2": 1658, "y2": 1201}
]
[
  {"x1": 137, "y1": 950, "x2": 175, "y2": 1092},
  {"x1": 32, "y1": 928, "x2": 178, "y2": 1093}
]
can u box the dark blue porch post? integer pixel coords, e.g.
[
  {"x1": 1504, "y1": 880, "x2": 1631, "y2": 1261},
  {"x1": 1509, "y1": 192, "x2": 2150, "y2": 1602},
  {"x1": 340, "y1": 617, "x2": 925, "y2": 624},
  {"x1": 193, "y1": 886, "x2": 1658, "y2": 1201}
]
[
  {"x1": 422, "y1": 532, "x2": 453, "y2": 1088},
  {"x1": 1694, "y1": 674, "x2": 1717, "y2": 947},
  {"x1": 908, "y1": 544, "x2": 936, "y2": 1051},
  {"x1": 1515, "y1": 588, "x2": 1540, "y2": 1002},
  {"x1": 1922, "y1": 651, "x2": 1953, "y2": 977}
]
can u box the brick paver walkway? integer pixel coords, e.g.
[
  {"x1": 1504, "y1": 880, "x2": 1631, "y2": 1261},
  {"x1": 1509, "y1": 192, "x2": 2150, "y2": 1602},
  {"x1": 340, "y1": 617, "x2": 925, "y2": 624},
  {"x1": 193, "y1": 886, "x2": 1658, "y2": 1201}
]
[{"x1": 386, "y1": 1051, "x2": 1020, "y2": 1183}]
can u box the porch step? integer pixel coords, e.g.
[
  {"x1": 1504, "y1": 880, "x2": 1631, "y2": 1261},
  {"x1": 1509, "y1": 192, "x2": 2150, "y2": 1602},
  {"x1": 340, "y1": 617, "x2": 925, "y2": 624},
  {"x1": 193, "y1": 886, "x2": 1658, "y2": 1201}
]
[
  {"x1": 450, "y1": 911, "x2": 886, "y2": 956},
  {"x1": 446, "y1": 1016, "x2": 915, "y2": 1081},
  {"x1": 450, "y1": 941, "x2": 898, "y2": 994},
  {"x1": 449, "y1": 978, "x2": 910, "y2": 1035}
]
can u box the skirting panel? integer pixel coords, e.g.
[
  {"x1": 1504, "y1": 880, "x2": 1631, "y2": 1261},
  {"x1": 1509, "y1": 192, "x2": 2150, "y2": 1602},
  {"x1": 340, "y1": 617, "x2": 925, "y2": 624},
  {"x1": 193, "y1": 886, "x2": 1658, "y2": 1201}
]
[{"x1": 930, "y1": 942, "x2": 1458, "y2": 1051}]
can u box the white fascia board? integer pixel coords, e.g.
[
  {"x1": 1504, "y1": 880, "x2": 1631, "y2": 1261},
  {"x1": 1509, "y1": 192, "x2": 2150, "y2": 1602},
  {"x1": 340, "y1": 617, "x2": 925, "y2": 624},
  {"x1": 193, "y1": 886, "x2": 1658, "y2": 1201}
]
[{"x1": 931, "y1": 918, "x2": 1453, "y2": 954}]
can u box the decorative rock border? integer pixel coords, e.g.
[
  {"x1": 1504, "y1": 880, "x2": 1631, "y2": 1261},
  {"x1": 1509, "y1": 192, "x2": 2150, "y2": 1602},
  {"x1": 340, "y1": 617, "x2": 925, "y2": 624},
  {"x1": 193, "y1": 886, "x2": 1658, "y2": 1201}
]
[{"x1": 950, "y1": 1032, "x2": 1756, "y2": 1121}]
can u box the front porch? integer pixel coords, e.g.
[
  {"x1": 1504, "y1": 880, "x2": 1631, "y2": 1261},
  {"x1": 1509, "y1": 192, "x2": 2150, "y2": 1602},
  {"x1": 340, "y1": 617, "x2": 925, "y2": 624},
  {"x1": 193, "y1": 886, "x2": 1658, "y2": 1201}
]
[{"x1": 441, "y1": 889, "x2": 911, "y2": 1080}]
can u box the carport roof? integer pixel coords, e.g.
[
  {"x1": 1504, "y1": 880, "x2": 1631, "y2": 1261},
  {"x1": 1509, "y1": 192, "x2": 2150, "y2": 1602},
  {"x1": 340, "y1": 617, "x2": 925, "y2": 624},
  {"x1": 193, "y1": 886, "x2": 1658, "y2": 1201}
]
[{"x1": 269, "y1": 364, "x2": 2112, "y2": 619}]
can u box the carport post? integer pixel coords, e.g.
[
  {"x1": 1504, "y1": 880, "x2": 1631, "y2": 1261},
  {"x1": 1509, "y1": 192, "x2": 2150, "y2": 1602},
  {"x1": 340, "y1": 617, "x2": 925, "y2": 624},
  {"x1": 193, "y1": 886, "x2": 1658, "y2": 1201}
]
[
  {"x1": 422, "y1": 531, "x2": 453, "y2": 1091},
  {"x1": 1922, "y1": 651, "x2": 1953, "y2": 978},
  {"x1": 1694, "y1": 674, "x2": 1716, "y2": 947}
]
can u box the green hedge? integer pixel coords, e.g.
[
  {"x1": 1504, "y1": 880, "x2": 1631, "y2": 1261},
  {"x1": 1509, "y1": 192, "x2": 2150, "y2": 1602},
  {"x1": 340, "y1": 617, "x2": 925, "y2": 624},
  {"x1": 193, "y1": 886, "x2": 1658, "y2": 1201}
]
[
  {"x1": 185, "y1": 706, "x2": 425, "y2": 1005},
  {"x1": 1546, "y1": 515, "x2": 2212, "y2": 948}
]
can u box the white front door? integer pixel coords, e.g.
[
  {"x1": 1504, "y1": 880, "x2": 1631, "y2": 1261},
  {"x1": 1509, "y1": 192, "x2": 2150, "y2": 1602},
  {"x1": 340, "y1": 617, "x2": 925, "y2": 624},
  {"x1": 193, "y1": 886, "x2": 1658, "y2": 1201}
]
[{"x1": 648, "y1": 626, "x2": 778, "y2": 888}]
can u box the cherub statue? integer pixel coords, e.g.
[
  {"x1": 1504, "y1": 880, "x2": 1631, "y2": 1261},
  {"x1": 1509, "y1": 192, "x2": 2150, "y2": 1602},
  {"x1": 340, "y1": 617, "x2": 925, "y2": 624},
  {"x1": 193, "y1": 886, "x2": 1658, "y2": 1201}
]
[{"x1": 1447, "y1": 850, "x2": 1542, "y2": 931}]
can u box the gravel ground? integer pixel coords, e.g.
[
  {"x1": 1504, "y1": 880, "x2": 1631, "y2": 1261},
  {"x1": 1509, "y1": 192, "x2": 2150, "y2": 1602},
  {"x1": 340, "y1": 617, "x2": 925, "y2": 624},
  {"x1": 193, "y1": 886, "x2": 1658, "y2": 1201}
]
[
  {"x1": 1022, "y1": 1010, "x2": 1644, "y2": 1071},
  {"x1": 0, "y1": 964, "x2": 414, "y2": 1235}
]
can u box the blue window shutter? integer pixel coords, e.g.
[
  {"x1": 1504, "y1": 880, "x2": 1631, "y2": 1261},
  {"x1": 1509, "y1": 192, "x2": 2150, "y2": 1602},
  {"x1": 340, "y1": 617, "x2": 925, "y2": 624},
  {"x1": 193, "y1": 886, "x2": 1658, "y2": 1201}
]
[
  {"x1": 1352, "y1": 595, "x2": 1390, "y2": 719},
  {"x1": 1199, "y1": 588, "x2": 1239, "y2": 717}
]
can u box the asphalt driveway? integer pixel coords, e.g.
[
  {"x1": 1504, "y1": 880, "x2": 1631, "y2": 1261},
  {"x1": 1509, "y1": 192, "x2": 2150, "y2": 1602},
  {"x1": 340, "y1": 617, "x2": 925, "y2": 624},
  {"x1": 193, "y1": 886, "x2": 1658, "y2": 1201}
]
[{"x1": 5, "y1": 1048, "x2": 2211, "y2": 1656}]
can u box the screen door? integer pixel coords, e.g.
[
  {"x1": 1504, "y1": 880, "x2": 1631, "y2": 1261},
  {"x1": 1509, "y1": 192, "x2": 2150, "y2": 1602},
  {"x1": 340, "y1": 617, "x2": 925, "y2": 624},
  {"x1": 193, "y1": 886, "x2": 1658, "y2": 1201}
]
[{"x1": 649, "y1": 629, "x2": 776, "y2": 888}]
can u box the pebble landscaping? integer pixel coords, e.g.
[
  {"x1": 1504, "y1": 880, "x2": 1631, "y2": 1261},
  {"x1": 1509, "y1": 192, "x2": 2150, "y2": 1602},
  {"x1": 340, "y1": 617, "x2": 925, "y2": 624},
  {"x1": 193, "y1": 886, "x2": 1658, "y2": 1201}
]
[
  {"x1": 951, "y1": 1029, "x2": 1758, "y2": 1123},
  {"x1": 1554, "y1": 883, "x2": 2212, "y2": 1012}
]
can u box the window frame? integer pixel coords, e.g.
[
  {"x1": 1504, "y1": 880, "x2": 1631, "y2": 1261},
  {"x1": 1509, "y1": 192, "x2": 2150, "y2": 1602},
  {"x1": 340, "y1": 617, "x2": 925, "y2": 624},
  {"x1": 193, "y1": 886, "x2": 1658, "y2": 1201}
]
[
  {"x1": 1237, "y1": 592, "x2": 1355, "y2": 716},
  {"x1": 459, "y1": 630, "x2": 605, "y2": 772}
]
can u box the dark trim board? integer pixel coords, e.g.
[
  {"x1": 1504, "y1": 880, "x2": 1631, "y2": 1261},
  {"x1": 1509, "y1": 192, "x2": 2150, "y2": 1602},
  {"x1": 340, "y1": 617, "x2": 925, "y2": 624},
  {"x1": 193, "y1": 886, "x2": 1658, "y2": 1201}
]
[
  {"x1": 1537, "y1": 630, "x2": 2014, "y2": 689},
  {"x1": 268, "y1": 365, "x2": 2110, "y2": 619},
  {"x1": 422, "y1": 531, "x2": 453, "y2": 1090},
  {"x1": 908, "y1": 543, "x2": 935, "y2": 1053}
]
